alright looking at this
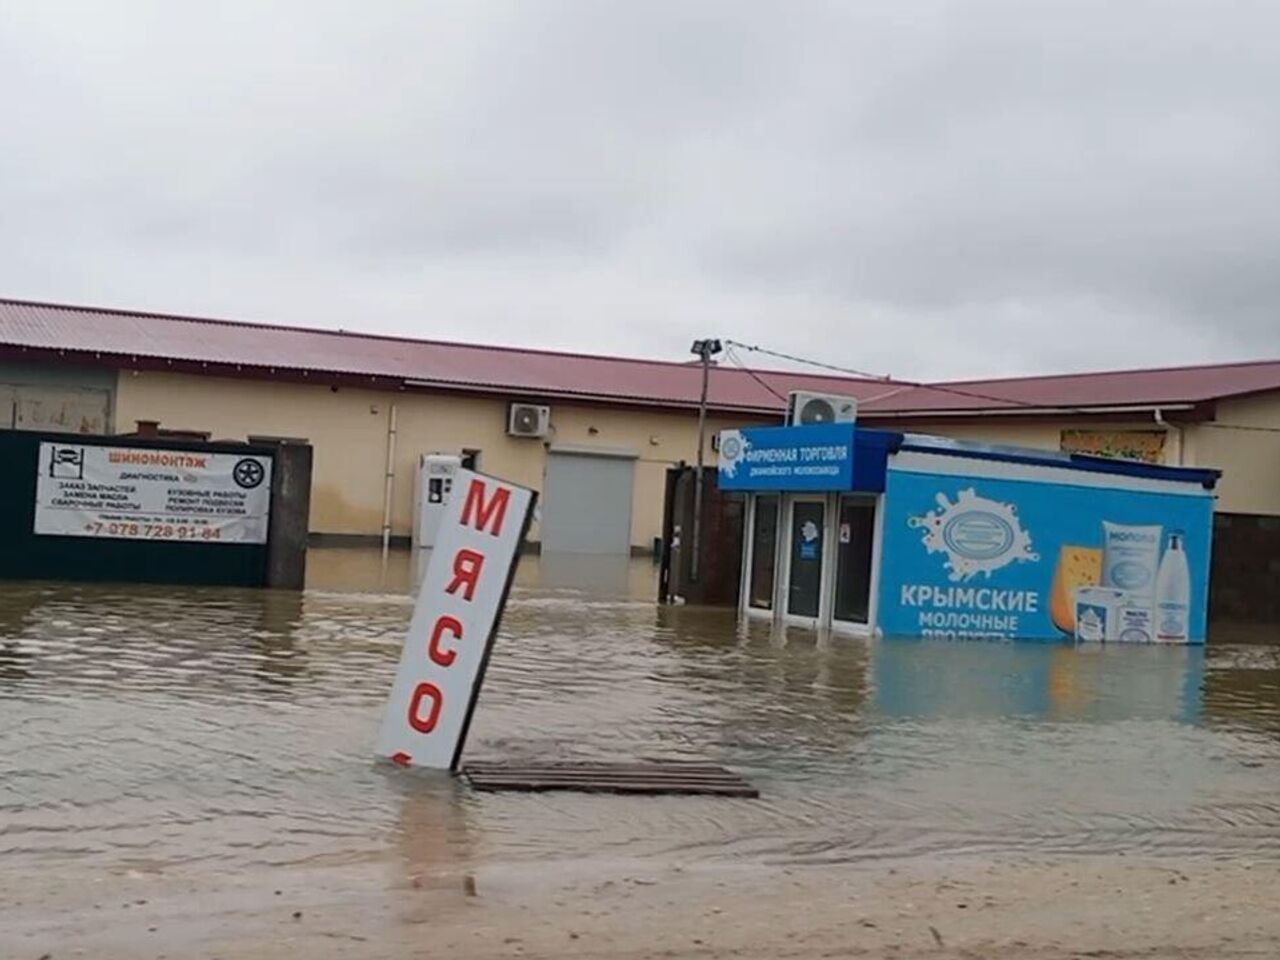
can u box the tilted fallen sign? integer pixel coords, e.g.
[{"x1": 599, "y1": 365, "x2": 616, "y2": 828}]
[
  {"x1": 376, "y1": 469, "x2": 536, "y2": 770},
  {"x1": 375, "y1": 467, "x2": 757, "y2": 797}
]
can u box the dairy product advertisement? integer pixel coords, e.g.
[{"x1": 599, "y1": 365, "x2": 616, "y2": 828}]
[{"x1": 876, "y1": 469, "x2": 1214, "y2": 643}]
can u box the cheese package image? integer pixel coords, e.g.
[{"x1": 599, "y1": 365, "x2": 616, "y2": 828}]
[{"x1": 1049, "y1": 545, "x2": 1103, "y2": 633}]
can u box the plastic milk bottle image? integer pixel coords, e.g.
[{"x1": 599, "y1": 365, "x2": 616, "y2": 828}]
[{"x1": 1155, "y1": 531, "x2": 1191, "y2": 643}]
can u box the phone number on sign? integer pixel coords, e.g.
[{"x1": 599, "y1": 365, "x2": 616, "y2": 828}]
[{"x1": 83, "y1": 521, "x2": 224, "y2": 541}]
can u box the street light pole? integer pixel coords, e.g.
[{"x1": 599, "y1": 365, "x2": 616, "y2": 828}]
[{"x1": 689, "y1": 338, "x2": 722, "y2": 583}]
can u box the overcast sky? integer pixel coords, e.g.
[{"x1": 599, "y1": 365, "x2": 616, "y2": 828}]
[{"x1": 2, "y1": 1, "x2": 1277, "y2": 380}]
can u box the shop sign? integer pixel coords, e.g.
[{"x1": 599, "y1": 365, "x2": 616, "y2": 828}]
[
  {"x1": 34, "y1": 442, "x2": 272, "y2": 543},
  {"x1": 376, "y1": 470, "x2": 536, "y2": 770},
  {"x1": 717, "y1": 423, "x2": 855, "y2": 491}
]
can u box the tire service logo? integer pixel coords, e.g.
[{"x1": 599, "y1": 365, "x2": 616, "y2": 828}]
[{"x1": 233, "y1": 458, "x2": 266, "y2": 489}]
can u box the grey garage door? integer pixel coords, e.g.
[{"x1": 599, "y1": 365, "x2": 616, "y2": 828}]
[{"x1": 541, "y1": 448, "x2": 636, "y2": 554}]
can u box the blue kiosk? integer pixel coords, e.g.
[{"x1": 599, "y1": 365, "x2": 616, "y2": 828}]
[{"x1": 718, "y1": 423, "x2": 1219, "y2": 643}]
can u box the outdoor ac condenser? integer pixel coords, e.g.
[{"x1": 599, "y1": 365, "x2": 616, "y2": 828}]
[
  {"x1": 787, "y1": 391, "x2": 859, "y2": 426},
  {"x1": 507, "y1": 402, "x2": 551, "y2": 438}
]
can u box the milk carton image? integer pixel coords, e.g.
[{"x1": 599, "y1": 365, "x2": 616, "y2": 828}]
[
  {"x1": 1101, "y1": 522, "x2": 1162, "y2": 599},
  {"x1": 1073, "y1": 586, "x2": 1126, "y2": 642},
  {"x1": 1117, "y1": 601, "x2": 1154, "y2": 643}
]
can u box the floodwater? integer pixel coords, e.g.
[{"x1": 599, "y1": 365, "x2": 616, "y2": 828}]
[{"x1": 2, "y1": 548, "x2": 1279, "y2": 892}]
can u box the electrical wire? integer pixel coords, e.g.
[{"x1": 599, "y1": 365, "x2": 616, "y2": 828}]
[
  {"x1": 722, "y1": 345, "x2": 790, "y2": 404},
  {"x1": 720, "y1": 339, "x2": 1277, "y2": 472},
  {"x1": 724, "y1": 338, "x2": 1280, "y2": 443},
  {"x1": 723, "y1": 338, "x2": 1087, "y2": 413},
  {"x1": 722, "y1": 340, "x2": 894, "y2": 382}
]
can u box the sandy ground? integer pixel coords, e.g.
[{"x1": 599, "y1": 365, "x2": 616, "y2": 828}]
[{"x1": 4, "y1": 854, "x2": 1278, "y2": 960}]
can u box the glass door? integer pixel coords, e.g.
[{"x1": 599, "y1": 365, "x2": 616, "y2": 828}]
[
  {"x1": 748, "y1": 495, "x2": 779, "y2": 610},
  {"x1": 833, "y1": 495, "x2": 876, "y2": 625},
  {"x1": 787, "y1": 499, "x2": 826, "y2": 619}
]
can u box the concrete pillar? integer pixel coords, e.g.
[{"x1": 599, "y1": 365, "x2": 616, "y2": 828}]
[{"x1": 266, "y1": 441, "x2": 314, "y2": 589}]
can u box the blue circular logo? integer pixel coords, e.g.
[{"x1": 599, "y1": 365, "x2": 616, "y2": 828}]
[
  {"x1": 942, "y1": 510, "x2": 1014, "y2": 561},
  {"x1": 721, "y1": 436, "x2": 742, "y2": 459},
  {"x1": 1110, "y1": 561, "x2": 1150, "y2": 590}
]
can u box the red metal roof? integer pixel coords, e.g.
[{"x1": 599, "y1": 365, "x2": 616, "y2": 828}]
[
  {"x1": 857, "y1": 360, "x2": 1280, "y2": 415},
  {"x1": 2, "y1": 297, "x2": 1278, "y2": 416}
]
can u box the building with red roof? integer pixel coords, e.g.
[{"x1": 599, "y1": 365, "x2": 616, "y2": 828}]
[{"x1": 2, "y1": 296, "x2": 1277, "y2": 619}]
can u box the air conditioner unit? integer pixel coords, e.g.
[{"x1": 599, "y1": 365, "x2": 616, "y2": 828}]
[
  {"x1": 787, "y1": 391, "x2": 858, "y2": 426},
  {"x1": 507, "y1": 402, "x2": 551, "y2": 438}
]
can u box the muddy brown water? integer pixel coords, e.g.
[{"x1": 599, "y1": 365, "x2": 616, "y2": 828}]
[{"x1": 2, "y1": 549, "x2": 1278, "y2": 888}]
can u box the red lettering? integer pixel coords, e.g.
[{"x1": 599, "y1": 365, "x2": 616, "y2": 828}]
[
  {"x1": 460, "y1": 479, "x2": 510, "y2": 536},
  {"x1": 428, "y1": 615, "x2": 463, "y2": 667},
  {"x1": 446, "y1": 549, "x2": 486, "y2": 601},
  {"x1": 407, "y1": 682, "x2": 444, "y2": 733}
]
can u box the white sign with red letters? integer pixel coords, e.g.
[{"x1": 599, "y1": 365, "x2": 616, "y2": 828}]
[{"x1": 376, "y1": 469, "x2": 535, "y2": 770}]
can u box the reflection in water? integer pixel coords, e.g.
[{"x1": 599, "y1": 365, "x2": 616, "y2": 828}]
[
  {"x1": 1203, "y1": 642, "x2": 1280, "y2": 736},
  {"x1": 531, "y1": 550, "x2": 649, "y2": 597},
  {"x1": 0, "y1": 547, "x2": 1278, "y2": 884},
  {"x1": 388, "y1": 772, "x2": 474, "y2": 881},
  {"x1": 873, "y1": 640, "x2": 1205, "y2": 724},
  {"x1": 305, "y1": 546, "x2": 660, "y2": 600}
]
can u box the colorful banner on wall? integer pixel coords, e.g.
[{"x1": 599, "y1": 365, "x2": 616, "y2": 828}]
[
  {"x1": 877, "y1": 467, "x2": 1214, "y2": 643},
  {"x1": 33, "y1": 442, "x2": 272, "y2": 544},
  {"x1": 717, "y1": 423, "x2": 855, "y2": 491},
  {"x1": 1060, "y1": 430, "x2": 1166, "y2": 464}
]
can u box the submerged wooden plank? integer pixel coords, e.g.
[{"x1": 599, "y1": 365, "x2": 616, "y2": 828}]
[
  {"x1": 466, "y1": 777, "x2": 759, "y2": 798},
  {"x1": 463, "y1": 766, "x2": 736, "y2": 781},
  {"x1": 461, "y1": 760, "x2": 759, "y2": 798},
  {"x1": 462, "y1": 761, "x2": 744, "y2": 778}
]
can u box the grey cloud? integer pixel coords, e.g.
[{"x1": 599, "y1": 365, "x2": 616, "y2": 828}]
[{"x1": 1, "y1": 0, "x2": 1277, "y2": 379}]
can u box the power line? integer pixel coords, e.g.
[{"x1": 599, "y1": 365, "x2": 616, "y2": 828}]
[
  {"x1": 724, "y1": 338, "x2": 1280, "y2": 439},
  {"x1": 723, "y1": 339, "x2": 892, "y2": 382},
  {"x1": 718, "y1": 339, "x2": 1278, "y2": 484},
  {"x1": 723, "y1": 345, "x2": 790, "y2": 404},
  {"x1": 724, "y1": 338, "x2": 1097, "y2": 413}
]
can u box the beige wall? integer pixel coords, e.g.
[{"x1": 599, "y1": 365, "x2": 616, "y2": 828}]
[
  {"x1": 871, "y1": 418, "x2": 1165, "y2": 453},
  {"x1": 877, "y1": 402, "x2": 1280, "y2": 516},
  {"x1": 1183, "y1": 392, "x2": 1280, "y2": 516},
  {"x1": 114, "y1": 370, "x2": 767, "y2": 548},
  {"x1": 114, "y1": 370, "x2": 1280, "y2": 541}
]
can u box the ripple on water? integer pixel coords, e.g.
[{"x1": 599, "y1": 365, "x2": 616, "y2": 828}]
[{"x1": 1, "y1": 557, "x2": 1278, "y2": 877}]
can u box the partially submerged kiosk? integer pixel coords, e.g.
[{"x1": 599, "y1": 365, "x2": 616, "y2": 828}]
[{"x1": 718, "y1": 424, "x2": 1219, "y2": 643}]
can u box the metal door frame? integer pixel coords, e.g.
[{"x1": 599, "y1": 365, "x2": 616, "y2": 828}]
[
  {"x1": 739, "y1": 492, "x2": 783, "y2": 621},
  {"x1": 778, "y1": 493, "x2": 834, "y2": 629},
  {"x1": 830, "y1": 492, "x2": 883, "y2": 638}
]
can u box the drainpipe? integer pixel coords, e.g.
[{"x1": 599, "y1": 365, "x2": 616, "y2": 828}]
[
  {"x1": 381, "y1": 403, "x2": 398, "y2": 562},
  {"x1": 1154, "y1": 407, "x2": 1183, "y2": 466}
]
